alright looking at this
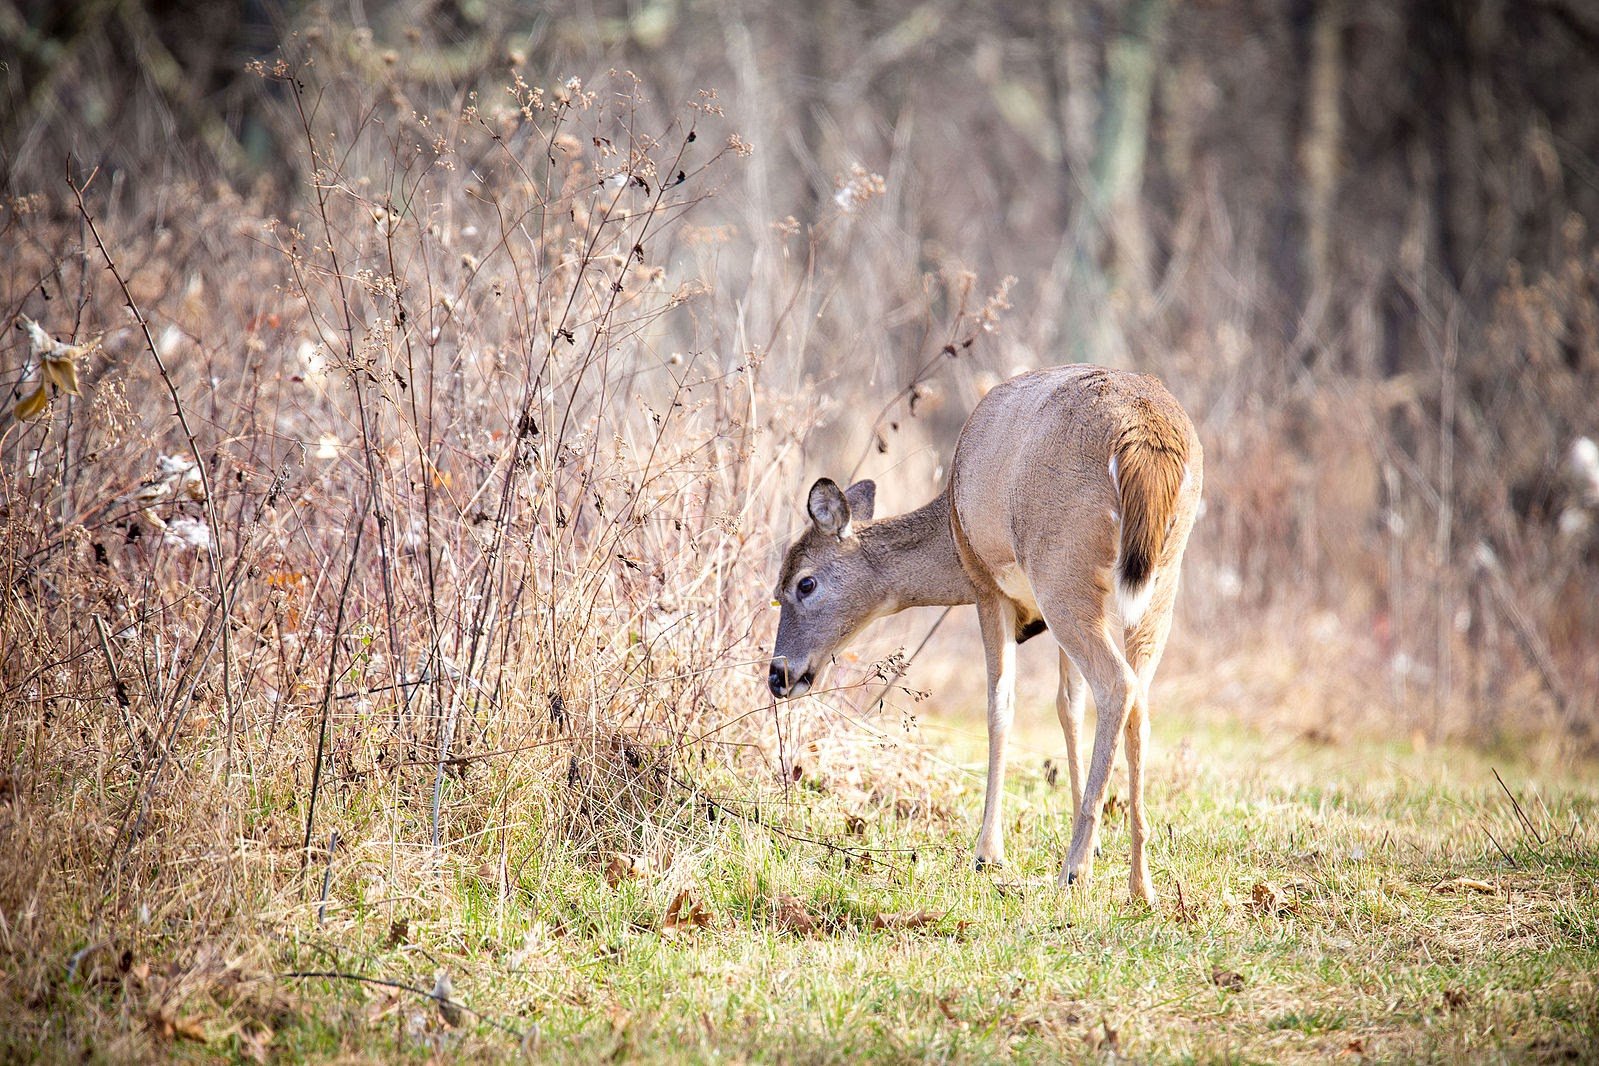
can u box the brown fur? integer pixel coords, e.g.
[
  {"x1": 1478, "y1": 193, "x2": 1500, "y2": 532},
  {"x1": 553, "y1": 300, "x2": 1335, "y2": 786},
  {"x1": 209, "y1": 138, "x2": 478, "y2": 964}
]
[{"x1": 1114, "y1": 394, "x2": 1192, "y2": 590}]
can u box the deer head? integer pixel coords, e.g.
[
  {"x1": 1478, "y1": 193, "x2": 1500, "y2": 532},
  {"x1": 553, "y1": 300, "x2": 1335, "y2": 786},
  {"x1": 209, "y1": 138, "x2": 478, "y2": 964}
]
[{"x1": 768, "y1": 477, "x2": 879, "y2": 697}]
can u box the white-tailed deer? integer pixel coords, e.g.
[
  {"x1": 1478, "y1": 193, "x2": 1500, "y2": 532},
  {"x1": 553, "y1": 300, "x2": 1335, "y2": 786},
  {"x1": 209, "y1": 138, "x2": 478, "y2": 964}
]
[{"x1": 768, "y1": 365, "x2": 1201, "y2": 902}]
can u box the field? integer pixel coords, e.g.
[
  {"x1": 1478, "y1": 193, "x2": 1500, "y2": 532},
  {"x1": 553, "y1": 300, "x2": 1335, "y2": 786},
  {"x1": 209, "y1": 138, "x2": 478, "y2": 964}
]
[{"x1": 10, "y1": 667, "x2": 1597, "y2": 1063}]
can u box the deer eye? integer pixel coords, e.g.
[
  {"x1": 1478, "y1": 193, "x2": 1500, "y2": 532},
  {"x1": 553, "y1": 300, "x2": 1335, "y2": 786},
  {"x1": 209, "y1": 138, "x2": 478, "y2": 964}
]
[{"x1": 796, "y1": 575, "x2": 817, "y2": 599}]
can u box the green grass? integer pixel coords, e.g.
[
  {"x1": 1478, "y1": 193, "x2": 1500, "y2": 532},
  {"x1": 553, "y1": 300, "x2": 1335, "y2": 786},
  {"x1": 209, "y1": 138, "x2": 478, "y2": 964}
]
[{"x1": 27, "y1": 709, "x2": 1599, "y2": 1063}]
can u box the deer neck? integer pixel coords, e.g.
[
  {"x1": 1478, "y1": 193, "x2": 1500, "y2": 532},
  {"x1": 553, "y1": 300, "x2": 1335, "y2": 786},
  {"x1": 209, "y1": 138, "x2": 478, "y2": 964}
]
[{"x1": 858, "y1": 490, "x2": 976, "y2": 610}]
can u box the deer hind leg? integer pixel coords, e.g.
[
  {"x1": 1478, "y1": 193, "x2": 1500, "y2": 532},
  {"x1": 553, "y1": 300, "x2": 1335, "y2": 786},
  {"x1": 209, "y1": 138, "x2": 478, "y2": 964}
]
[
  {"x1": 1122, "y1": 563, "x2": 1183, "y2": 906},
  {"x1": 1044, "y1": 597, "x2": 1138, "y2": 890},
  {"x1": 973, "y1": 594, "x2": 1018, "y2": 869},
  {"x1": 1054, "y1": 650, "x2": 1094, "y2": 852}
]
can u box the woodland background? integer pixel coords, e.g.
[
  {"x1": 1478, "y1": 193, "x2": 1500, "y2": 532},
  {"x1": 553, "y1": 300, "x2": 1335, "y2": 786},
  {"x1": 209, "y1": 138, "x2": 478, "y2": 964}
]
[{"x1": 8, "y1": 0, "x2": 1599, "y2": 742}]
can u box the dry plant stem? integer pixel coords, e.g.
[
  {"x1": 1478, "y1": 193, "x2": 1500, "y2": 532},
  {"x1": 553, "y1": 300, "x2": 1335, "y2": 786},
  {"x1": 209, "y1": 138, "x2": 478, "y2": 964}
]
[
  {"x1": 300, "y1": 493, "x2": 370, "y2": 881},
  {"x1": 283, "y1": 971, "x2": 525, "y2": 1039},
  {"x1": 285, "y1": 68, "x2": 407, "y2": 741},
  {"x1": 69, "y1": 171, "x2": 239, "y2": 761},
  {"x1": 92, "y1": 613, "x2": 138, "y2": 753},
  {"x1": 1492, "y1": 767, "x2": 1547, "y2": 848},
  {"x1": 663, "y1": 768, "x2": 915, "y2": 872}
]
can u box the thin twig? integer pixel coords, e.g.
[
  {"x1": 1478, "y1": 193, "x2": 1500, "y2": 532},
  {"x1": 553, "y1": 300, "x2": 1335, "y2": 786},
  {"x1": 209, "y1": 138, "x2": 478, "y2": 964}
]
[
  {"x1": 300, "y1": 494, "x2": 370, "y2": 881},
  {"x1": 1481, "y1": 822, "x2": 1519, "y2": 869},
  {"x1": 283, "y1": 971, "x2": 525, "y2": 1039},
  {"x1": 92, "y1": 614, "x2": 139, "y2": 755},
  {"x1": 69, "y1": 169, "x2": 239, "y2": 760},
  {"x1": 1492, "y1": 767, "x2": 1546, "y2": 847}
]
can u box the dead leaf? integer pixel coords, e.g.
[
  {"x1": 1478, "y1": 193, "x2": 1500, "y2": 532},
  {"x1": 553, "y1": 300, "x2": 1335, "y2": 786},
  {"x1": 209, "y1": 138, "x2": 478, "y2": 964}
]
[
  {"x1": 1342, "y1": 1037, "x2": 1367, "y2": 1055},
  {"x1": 1211, "y1": 967, "x2": 1246, "y2": 992},
  {"x1": 149, "y1": 1009, "x2": 210, "y2": 1043},
  {"x1": 844, "y1": 814, "x2": 866, "y2": 837},
  {"x1": 1433, "y1": 876, "x2": 1497, "y2": 895},
  {"x1": 772, "y1": 894, "x2": 818, "y2": 936},
  {"x1": 869, "y1": 910, "x2": 944, "y2": 931},
  {"x1": 662, "y1": 888, "x2": 713, "y2": 934},
  {"x1": 42, "y1": 356, "x2": 80, "y2": 396},
  {"x1": 1249, "y1": 880, "x2": 1291, "y2": 915},
  {"x1": 605, "y1": 854, "x2": 643, "y2": 888},
  {"x1": 386, "y1": 918, "x2": 409, "y2": 947},
  {"x1": 936, "y1": 993, "x2": 961, "y2": 1023},
  {"x1": 13, "y1": 385, "x2": 48, "y2": 422}
]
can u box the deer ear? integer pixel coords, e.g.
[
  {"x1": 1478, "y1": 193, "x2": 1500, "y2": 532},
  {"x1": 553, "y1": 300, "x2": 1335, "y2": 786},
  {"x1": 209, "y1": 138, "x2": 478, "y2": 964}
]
[
  {"x1": 807, "y1": 477, "x2": 852, "y2": 537},
  {"x1": 844, "y1": 480, "x2": 876, "y2": 522}
]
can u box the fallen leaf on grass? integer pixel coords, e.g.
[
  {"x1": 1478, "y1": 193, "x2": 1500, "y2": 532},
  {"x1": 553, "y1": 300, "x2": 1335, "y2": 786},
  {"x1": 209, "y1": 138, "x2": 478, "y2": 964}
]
[
  {"x1": 869, "y1": 910, "x2": 945, "y2": 931},
  {"x1": 936, "y1": 993, "x2": 962, "y2": 1023},
  {"x1": 148, "y1": 1009, "x2": 210, "y2": 1043},
  {"x1": 1433, "y1": 876, "x2": 1497, "y2": 894},
  {"x1": 772, "y1": 894, "x2": 819, "y2": 936},
  {"x1": 662, "y1": 888, "x2": 713, "y2": 935},
  {"x1": 1341, "y1": 1037, "x2": 1367, "y2": 1055},
  {"x1": 605, "y1": 854, "x2": 644, "y2": 888},
  {"x1": 1210, "y1": 967, "x2": 1246, "y2": 992},
  {"x1": 1249, "y1": 880, "x2": 1294, "y2": 915}
]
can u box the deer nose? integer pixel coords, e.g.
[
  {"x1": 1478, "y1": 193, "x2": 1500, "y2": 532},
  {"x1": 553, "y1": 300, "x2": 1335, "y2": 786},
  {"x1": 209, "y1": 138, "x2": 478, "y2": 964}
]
[{"x1": 768, "y1": 661, "x2": 790, "y2": 697}]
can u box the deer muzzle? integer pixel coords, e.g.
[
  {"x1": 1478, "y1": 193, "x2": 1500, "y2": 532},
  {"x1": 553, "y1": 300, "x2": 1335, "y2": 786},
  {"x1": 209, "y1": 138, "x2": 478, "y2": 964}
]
[{"x1": 767, "y1": 658, "x2": 814, "y2": 699}]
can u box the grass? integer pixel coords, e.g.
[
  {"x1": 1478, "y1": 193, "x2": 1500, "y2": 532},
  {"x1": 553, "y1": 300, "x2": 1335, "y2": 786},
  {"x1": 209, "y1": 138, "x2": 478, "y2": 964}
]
[{"x1": 21, "y1": 697, "x2": 1597, "y2": 1064}]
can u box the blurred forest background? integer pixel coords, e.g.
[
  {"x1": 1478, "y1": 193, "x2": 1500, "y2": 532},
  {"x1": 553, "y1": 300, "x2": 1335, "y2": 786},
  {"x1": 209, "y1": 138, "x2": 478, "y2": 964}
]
[{"x1": 11, "y1": 0, "x2": 1591, "y2": 737}]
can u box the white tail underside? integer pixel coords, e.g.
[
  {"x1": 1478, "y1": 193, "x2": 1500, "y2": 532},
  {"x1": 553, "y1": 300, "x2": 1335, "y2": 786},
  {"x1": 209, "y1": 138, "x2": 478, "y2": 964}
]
[{"x1": 1115, "y1": 571, "x2": 1156, "y2": 629}]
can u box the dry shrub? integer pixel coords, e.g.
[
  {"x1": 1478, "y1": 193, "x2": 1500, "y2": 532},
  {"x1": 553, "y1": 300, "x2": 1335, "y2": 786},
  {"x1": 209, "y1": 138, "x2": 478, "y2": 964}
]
[{"x1": 0, "y1": 41, "x2": 991, "y2": 1048}]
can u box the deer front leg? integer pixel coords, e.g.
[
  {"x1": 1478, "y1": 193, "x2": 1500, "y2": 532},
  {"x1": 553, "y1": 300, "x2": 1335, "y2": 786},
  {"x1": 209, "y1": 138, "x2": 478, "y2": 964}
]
[{"x1": 973, "y1": 596, "x2": 1018, "y2": 869}]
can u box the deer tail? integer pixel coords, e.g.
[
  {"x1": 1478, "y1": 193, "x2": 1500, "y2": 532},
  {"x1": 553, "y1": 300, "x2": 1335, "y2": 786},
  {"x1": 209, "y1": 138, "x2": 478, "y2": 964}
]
[{"x1": 1111, "y1": 420, "x2": 1190, "y2": 627}]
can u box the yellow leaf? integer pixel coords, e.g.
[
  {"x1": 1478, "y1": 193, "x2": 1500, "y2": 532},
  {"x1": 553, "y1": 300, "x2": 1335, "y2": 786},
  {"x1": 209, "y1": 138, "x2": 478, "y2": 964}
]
[
  {"x1": 13, "y1": 386, "x2": 48, "y2": 421},
  {"x1": 43, "y1": 357, "x2": 80, "y2": 395}
]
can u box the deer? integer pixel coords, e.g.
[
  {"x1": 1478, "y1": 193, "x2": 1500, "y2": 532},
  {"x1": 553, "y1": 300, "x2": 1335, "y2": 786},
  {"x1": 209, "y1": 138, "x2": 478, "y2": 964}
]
[{"x1": 767, "y1": 364, "x2": 1202, "y2": 904}]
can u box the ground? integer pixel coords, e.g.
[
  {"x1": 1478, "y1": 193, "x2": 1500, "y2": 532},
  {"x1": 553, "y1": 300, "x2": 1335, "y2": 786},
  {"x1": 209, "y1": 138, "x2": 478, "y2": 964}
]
[{"x1": 21, "y1": 699, "x2": 1599, "y2": 1064}]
